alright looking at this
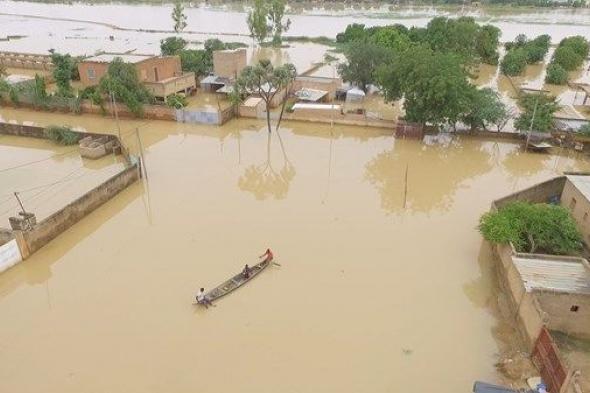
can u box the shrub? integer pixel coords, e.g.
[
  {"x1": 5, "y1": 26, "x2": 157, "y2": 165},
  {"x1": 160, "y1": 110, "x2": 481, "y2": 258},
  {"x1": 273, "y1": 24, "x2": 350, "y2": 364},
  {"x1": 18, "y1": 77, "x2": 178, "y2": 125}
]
[
  {"x1": 579, "y1": 123, "x2": 590, "y2": 136},
  {"x1": 545, "y1": 63, "x2": 569, "y2": 85},
  {"x1": 479, "y1": 201, "x2": 583, "y2": 255},
  {"x1": 552, "y1": 46, "x2": 583, "y2": 71},
  {"x1": 166, "y1": 93, "x2": 187, "y2": 109},
  {"x1": 559, "y1": 36, "x2": 590, "y2": 59},
  {"x1": 44, "y1": 125, "x2": 80, "y2": 145},
  {"x1": 500, "y1": 48, "x2": 527, "y2": 76}
]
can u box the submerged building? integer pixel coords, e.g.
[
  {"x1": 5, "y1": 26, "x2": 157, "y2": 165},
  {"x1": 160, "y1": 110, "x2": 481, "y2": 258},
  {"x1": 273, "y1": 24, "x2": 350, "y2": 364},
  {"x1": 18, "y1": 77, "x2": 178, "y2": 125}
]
[{"x1": 77, "y1": 53, "x2": 196, "y2": 102}]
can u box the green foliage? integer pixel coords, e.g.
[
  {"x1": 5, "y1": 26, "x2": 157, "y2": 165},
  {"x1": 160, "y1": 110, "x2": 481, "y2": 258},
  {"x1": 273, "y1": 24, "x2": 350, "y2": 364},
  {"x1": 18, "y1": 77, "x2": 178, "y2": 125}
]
[
  {"x1": 247, "y1": 0, "x2": 270, "y2": 44},
  {"x1": 267, "y1": 0, "x2": 290, "y2": 46},
  {"x1": 179, "y1": 49, "x2": 210, "y2": 77},
  {"x1": 31, "y1": 75, "x2": 48, "y2": 106},
  {"x1": 370, "y1": 26, "x2": 411, "y2": 53},
  {"x1": 235, "y1": 60, "x2": 296, "y2": 133},
  {"x1": 461, "y1": 87, "x2": 510, "y2": 131},
  {"x1": 559, "y1": 35, "x2": 590, "y2": 59},
  {"x1": 500, "y1": 48, "x2": 527, "y2": 76},
  {"x1": 476, "y1": 25, "x2": 502, "y2": 65},
  {"x1": 514, "y1": 93, "x2": 560, "y2": 132},
  {"x1": 336, "y1": 23, "x2": 367, "y2": 43},
  {"x1": 338, "y1": 40, "x2": 389, "y2": 92},
  {"x1": 0, "y1": 64, "x2": 6, "y2": 78},
  {"x1": 377, "y1": 45, "x2": 472, "y2": 127},
  {"x1": 283, "y1": 36, "x2": 336, "y2": 46},
  {"x1": 171, "y1": 0, "x2": 187, "y2": 33},
  {"x1": 44, "y1": 125, "x2": 80, "y2": 145},
  {"x1": 479, "y1": 201, "x2": 582, "y2": 255},
  {"x1": 553, "y1": 46, "x2": 583, "y2": 71},
  {"x1": 99, "y1": 57, "x2": 152, "y2": 117},
  {"x1": 50, "y1": 52, "x2": 76, "y2": 97},
  {"x1": 160, "y1": 36, "x2": 187, "y2": 55},
  {"x1": 166, "y1": 93, "x2": 187, "y2": 109},
  {"x1": 545, "y1": 63, "x2": 569, "y2": 85},
  {"x1": 578, "y1": 123, "x2": 590, "y2": 136},
  {"x1": 8, "y1": 85, "x2": 19, "y2": 105}
]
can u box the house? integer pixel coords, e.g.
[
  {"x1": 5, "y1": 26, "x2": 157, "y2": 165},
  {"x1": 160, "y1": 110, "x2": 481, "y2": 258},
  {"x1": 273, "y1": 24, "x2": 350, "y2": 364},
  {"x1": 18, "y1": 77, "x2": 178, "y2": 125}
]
[
  {"x1": 490, "y1": 175, "x2": 590, "y2": 346},
  {"x1": 77, "y1": 53, "x2": 196, "y2": 102}
]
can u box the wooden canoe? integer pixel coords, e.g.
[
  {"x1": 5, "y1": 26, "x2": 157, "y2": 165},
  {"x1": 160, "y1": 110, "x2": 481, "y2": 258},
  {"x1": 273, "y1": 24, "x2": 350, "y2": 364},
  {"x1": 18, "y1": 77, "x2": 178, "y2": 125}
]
[{"x1": 199, "y1": 259, "x2": 270, "y2": 304}]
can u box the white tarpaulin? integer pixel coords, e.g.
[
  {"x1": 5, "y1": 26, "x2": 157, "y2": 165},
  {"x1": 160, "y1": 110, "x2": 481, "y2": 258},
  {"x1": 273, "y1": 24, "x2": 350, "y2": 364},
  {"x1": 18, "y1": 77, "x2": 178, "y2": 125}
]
[{"x1": 0, "y1": 239, "x2": 22, "y2": 273}]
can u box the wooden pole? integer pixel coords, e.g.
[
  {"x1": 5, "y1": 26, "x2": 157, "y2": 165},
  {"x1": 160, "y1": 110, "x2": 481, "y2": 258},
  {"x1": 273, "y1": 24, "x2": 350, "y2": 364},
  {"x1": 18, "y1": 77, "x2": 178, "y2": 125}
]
[
  {"x1": 136, "y1": 128, "x2": 148, "y2": 181},
  {"x1": 14, "y1": 192, "x2": 26, "y2": 215},
  {"x1": 403, "y1": 164, "x2": 409, "y2": 210},
  {"x1": 111, "y1": 91, "x2": 122, "y2": 142}
]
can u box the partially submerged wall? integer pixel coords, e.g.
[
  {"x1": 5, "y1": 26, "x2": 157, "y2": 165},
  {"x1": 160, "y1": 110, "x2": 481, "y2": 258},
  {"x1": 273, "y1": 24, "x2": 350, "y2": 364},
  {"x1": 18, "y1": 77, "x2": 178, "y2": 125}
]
[
  {"x1": 536, "y1": 290, "x2": 590, "y2": 340},
  {"x1": 492, "y1": 176, "x2": 567, "y2": 210},
  {"x1": 17, "y1": 164, "x2": 139, "y2": 257}
]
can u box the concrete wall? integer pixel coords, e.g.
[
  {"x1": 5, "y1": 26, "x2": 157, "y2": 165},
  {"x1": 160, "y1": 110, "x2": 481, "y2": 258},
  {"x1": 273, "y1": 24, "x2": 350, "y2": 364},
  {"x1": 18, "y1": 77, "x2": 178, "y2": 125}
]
[
  {"x1": 561, "y1": 179, "x2": 590, "y2": 244},
  {"x1": 264, "y1": 110, "x2": 395, "y2": 129},
  {"x1": 492, "y1": 176, "x2": 567, "y2": 210},
  {"x1": 495, "y1": 243, "x2": 546, "y2": 348},
  {"x1": 17, "y1": 164, "x2": 139, "y2": 256},
  {"x1": 0, "y1": 228, "x2": 14, "y2": 246},
  {"x1": 213, "y1": 49, "x2": 247, "y2": 80},
  {"x1": 536, "y1": 290, "x2": 590, "y2": 340}
]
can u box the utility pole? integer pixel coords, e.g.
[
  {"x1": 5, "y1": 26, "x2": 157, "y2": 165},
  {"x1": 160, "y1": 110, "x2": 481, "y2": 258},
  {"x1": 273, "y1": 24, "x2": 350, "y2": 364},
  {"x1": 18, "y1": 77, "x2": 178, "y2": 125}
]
[
  {"x1": 136, "y1": 128, "x2": 148, "y2": 181},
  {"x1": 111, "y1": 91, "x2": 122, "y2": 142},
  {"x1": 14, "y1": 192, "x2": 26, "y2": 215}
]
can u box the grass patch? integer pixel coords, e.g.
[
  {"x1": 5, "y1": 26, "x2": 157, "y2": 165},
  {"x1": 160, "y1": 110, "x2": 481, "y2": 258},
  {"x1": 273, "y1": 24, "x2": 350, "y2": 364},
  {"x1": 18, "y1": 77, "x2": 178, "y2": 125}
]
[{"x1": 44, "y1": 125, "x2": 80, "y2": 145}]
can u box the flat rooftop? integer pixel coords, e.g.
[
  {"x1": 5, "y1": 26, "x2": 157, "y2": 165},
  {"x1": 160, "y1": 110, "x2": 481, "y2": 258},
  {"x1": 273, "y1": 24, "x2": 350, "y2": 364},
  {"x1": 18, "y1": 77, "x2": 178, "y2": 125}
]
[
  {"x1": 513, "y1": 256, "x2": 590, "y2": 295},
  {"x1": 83, "y1": 53, "x2": 153, "y2": 64},
  {"x1": 567, "y1": 175, "x2": 590, "y2": 202}
]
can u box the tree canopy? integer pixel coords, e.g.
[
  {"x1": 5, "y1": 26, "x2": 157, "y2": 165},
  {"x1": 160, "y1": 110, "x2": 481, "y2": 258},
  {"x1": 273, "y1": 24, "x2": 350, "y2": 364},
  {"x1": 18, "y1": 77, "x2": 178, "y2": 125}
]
[
  {"x1": 235, "y1": 59, "x2": 296, "y2": 133},
  {"x1": 160, "y1": 36, "x2": 187, "y2": 56},
  {"x1": 338, "y1": 40, "x2": 389, "y2": 92},
  {"x1": 50, "y1": 52, "x2": 76, "y2": 97},
  {"x1": 99, "y1": 57, "x2": 152, "y2": 116},
  {"x1": 514, "y1": 93, "x2": 560, "y2": 132},
  {"x1": 171, "y1": 0, "x2": 187, "y2": 33},
  {"x1": 479, "y1": 201, "x2": 582, "y2": 255}
]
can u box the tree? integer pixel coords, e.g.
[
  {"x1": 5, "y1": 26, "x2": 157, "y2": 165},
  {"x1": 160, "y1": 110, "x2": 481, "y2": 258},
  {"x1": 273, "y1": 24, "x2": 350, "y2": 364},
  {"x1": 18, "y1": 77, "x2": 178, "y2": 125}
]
[
  {"x1": 267, "y1": 0, "x2": 290, "y2": 46},
  {"x1": 545, "y1": 63, "x2": 568, "y2": 85},
  {"x1": 336, "y1": 23, "x2": 367, "y2": 43},
  {"x1": 50, "y1": 52, "x2": 76, "y2": 97},
  {"x1": 338, "y1": 40, "x2": 389, "y2": 92},
  {"x1": 370, "y1": 26, "x2": 411, "y2": 53},
  {"x1": 559, "y1": 36, "x2": 590, "y2": 59},
  {"x1": 171, "y1": 1, "x2": 187, "y2": 33},
  {"x1": 99, "y1": 58, "x2": 152, "y2": 117},
  {"x1": 500, "y1": 48, "x2": 527, "y2": 76},
  {"x1": 160, "y1": 36, "x2": 187, "y2": 55},
  {"x1": 461, "y1": 87, "x2": 509, "y2": 132},
  {"x1": 247, "y1": 0, "x2": 269, "y2": 44},
  {"x1": 479, "y1": 201, "x2": 582, "y2": 255},
  {"x1": 377, "y1": 45, "x2": 472, "y2": 127},
  {"x1": 552, "y1": 46, "x2": 583, "y2": 71},
  {"x1": 475, "y1": 25, "x2": 501, "y2": 65},
  {"x1": 514, "y1": 93, "x2": 560, "y2": 133},
  {"x1": 235, "y1": 60, "x2": 296, "y2": 134}
]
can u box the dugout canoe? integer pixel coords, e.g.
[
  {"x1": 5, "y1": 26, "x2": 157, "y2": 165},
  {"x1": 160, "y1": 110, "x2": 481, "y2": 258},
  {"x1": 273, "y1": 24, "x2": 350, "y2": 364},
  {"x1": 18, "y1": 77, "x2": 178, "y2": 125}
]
[{"x1": 198, "y1": 259, "x2": 270, "y2": 304}]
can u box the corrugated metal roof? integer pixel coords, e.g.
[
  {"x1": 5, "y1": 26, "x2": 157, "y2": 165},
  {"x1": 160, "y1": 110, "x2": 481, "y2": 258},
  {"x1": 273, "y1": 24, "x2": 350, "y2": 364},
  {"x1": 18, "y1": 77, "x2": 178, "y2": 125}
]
[
  {"x1": 567, "y1": 175, "x2": 590, "y2": 202},
  {"x1": 513, "y1": 256, "x2": 590, "y2": 295}
]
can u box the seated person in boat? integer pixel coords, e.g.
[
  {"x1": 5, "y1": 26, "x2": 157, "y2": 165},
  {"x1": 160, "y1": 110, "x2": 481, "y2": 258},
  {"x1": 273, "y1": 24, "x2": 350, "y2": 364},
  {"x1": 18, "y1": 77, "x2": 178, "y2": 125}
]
[
  {"x1": 196, "y1": 288, "x2": 213, "y2": 307},
  {"x1": 242, "y1": 264, "x2": 251, "y2": 279},
  {"x1": 259, "y1": 248, "x2": 274, "y2": 263}
]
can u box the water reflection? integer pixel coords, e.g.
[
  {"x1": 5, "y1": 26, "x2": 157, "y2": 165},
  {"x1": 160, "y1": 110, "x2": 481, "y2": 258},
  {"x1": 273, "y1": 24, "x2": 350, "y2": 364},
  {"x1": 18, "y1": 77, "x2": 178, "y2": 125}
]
[
  {"x1": 365, "y1": 136, "x2": 493, "y2": 214},
  {"x1": 238, "y1": 129, "x2": 295, "y2": 200}
]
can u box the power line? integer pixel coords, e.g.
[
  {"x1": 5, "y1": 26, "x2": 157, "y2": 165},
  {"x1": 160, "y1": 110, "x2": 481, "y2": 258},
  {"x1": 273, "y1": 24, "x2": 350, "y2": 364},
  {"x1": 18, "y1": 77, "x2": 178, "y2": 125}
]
[{"x1": 0, "y1": 149, "x2": 79, "y2": 174}]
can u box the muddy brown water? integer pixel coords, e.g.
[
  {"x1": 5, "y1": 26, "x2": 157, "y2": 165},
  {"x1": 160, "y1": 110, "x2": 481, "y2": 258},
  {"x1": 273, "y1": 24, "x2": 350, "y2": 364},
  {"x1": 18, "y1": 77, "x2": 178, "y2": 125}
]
[{"x1": 0, "y1": 107, "x2": 589, "y2": 392}]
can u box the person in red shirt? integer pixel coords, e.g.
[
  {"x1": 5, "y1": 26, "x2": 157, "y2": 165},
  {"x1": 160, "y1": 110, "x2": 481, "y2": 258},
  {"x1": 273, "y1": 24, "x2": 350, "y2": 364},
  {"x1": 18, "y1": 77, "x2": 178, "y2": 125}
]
[{"x1": 259, "y1": 248, "x2": 273, "y2": 263}]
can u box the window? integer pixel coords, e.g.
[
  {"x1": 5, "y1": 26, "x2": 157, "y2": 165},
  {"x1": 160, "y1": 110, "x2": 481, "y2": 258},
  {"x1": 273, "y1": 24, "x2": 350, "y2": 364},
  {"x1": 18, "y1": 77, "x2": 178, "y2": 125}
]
[
  {"x1": 87, "y1": 68, "x2": 96, "y2": 80},
  {"x1": 154, "y1": 67, "x2": 159, "y2": 82},
  {"x1": 571, "y1": 305, "x2": 579, "y2": 312},
  {"x1": 569, "y1": 198, "x2": 577, "y2": 211}
]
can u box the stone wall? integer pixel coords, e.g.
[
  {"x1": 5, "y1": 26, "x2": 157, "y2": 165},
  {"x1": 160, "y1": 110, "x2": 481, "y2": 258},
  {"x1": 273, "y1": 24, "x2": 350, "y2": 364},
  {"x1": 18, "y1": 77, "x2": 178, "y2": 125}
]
[
  {"x1": 492, "y1": 176, "x2": 567, "y2": 210},
  {"x1": 16, "y1": 164, "x2": 140, "y2": 257}
]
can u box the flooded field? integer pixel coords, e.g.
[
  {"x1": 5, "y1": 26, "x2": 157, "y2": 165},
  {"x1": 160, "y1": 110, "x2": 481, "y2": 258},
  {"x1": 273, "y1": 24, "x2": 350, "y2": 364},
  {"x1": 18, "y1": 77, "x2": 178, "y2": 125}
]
[
  {"x1": 0, "y1": 133, "x2": 126, "y2": 224},
  {"x1": 0, "y1": 107, "x2": 590, "y2": 392}
]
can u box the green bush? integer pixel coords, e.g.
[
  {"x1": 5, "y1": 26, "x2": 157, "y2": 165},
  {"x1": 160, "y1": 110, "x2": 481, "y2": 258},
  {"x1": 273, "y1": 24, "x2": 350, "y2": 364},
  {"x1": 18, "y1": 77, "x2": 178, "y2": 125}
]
[
  {"x1": 552, "y1": 46, "x2": 583, "y2": 71},
  {"x1": 500, "y1": 48, "x2": 528, "y2": 76},
  {"x1": 559, "y1": 36, "x2": 590, "y2": 59},
  {"x1": 44, "y1": 125, "x2": 80, "y2": 145},
  {"x1": 545, "y1": 63, "x2": 569, "y2": 85},
  {"x1": 579, "y1": 123, "x2": 590, "y2": 136},
  {"x1": 166, "y1": 93, "x2": 188, "y2": 109},
  {"x1": 479, "y1": 201, "x2": 583, "y2": 255}
]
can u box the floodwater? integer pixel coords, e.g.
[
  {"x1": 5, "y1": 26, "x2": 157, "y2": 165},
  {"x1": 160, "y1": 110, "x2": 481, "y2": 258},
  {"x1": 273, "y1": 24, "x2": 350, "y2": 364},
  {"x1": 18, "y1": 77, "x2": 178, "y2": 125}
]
[
  {"x1": 0, "y1": 106, "x2": 590, "y2": 392},
  {"x1": 0, "y1": 133, "x2": 126, "y2": 225}
]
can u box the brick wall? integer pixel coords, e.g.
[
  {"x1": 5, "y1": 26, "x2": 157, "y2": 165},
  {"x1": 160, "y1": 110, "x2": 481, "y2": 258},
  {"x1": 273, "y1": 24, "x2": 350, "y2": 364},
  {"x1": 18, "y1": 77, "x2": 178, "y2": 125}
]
[
  {"x1": 213, "y1": 49, "x2": 247, "y2": 80},
  {"x1": 16, "y1": 164, "x2": 140, "y2": 256}
]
